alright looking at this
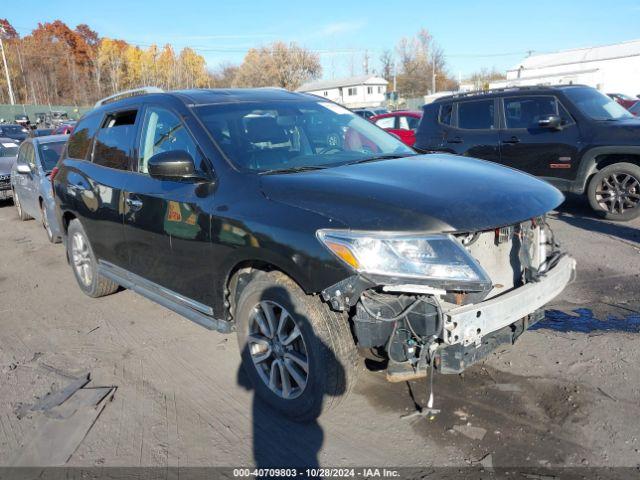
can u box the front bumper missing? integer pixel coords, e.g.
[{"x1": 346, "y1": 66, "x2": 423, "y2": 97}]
[
  {"x1": 443, "y1": 255, "x2": 576, "y2": 347},
  {"x1": 437, "y1": 309, "x2": 545, "y2": 374}
]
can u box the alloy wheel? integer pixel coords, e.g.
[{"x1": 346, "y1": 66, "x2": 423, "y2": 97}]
[
  {"x1": 595, "y1": 173, "x2": 640, "y2": 215},
  {"x1": 71, "y1": 232, "x2": 93, "y2": 286},
  {"x1": 247, "y1": 300, "x2": 309, "y2": 400}
]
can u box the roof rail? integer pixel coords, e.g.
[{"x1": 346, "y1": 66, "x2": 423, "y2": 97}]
[
  {"x1": 94, "y1": 87, "x2": 164, "y2": 108},
  {"x1": 438, "y1": 84, "x2": 565, "y2": 101}
]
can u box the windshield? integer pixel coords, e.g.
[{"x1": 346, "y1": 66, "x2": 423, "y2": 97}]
[
  {"x1": 194, "y1": 100, "x2": 415, "y2": 172},
  {"x1": 0, "y1": 141, "x2": 18, "y2": 157},
  {"x1": 37, "y1": 141, "x2": 65, "y2": 171},
  {"x1": 565, "y1": 87, "x2": 634, "y2": 121}
]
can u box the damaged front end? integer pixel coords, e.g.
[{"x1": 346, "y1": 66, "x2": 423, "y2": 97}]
[{"x1": 319, "y1": 218, "x2": 576, "y2": 381}]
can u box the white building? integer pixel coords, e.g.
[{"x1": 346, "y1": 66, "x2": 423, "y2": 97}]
[
  {"x1": 296, "y1": 75, "x2": 388, "y2": 108},
  {"x1": 492, "y1": 40, "x2": 640, "y2": 96}
]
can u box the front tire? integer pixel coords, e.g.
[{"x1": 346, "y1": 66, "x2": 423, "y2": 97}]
[
  {"x1": 587, "y1": 163, "x2": 640, "y2": 221},
  {"x1": 67, "y1": 219, "x2": 119, "y2": 298},
  {"x1": 14, "y1": 191, "x2": 32, "y2": 221},
  {"x1": 236, "y1": 271, "x2": 358, "y2": 422}
]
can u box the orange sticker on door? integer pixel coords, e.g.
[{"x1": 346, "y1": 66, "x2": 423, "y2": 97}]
[{"x1": 167, "y1": 201, "x2": 182, "y2": 222}]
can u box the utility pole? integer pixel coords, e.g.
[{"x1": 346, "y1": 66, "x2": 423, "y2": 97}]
[
  {"x1": 431, "y1": 54, "x2": 437, "y2": 94},
  {"x1": 0, "y1": 27, "x2": 15, "y2": 105}
]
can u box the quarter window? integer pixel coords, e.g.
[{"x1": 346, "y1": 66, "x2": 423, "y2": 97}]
[
  {"x1": 457, "y1": 100, "x2": 495, "y2": 129},
  {"x1": 439, "y1": 103, "x2": 452, "y2": 125},
  {"x1": 92, "y1": 110, "x2": 137, "y2": 170},
  {"x1": 375, "y1": 117, "x2": 395, "y2": 129},
  {"x1": 138, "y1": 107, "x2": 200, "y2": 174}
]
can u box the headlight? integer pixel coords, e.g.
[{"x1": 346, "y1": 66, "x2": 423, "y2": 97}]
[{"x1": 317, "y1": 229, "x2": 491, "y2": 291}]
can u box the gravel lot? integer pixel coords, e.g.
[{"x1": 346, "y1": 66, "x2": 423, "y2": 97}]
[{"x1": 0, "y1": 195, "x2": 639, "y2": 470}]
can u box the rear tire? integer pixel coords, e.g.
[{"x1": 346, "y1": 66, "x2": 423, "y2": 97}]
[
  {"x1": 67, "y1": 219, "x2": 119, "y2": 298},
  {"x1": 587, "y1": 163, "x2": 640, "y2": 221},
  {"x1": 236, "y1": 271, "x2": 358, "y2": 422},
  {"x1": 14, "y1": 191, "x2": 32, "y2": 221}
]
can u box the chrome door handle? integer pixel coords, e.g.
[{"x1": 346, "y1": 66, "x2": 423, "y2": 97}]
[{"x1": 125, "y1": 198, "x2": 143, "y2": 210}]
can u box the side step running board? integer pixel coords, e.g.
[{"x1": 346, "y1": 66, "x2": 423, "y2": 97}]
[{"x1": 98, "y1": 260, "x2": 233, "y2": 333}]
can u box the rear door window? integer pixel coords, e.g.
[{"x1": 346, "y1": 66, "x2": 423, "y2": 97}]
[
  {"x1": 92, "y1": 110, "x2": 138, "y2": 170},
  {"x1": 439, "y1": 103, "x2": 453, "y2": 125},
  {"x1": 457, "y1": 100, "x2": 495, "y2": 129},
  {"x1": 399, "y1": 116, "x2": 420, "y2": 130},
  {"x1": 67, "y1": 113, "x2": 102, "y2": 160}
]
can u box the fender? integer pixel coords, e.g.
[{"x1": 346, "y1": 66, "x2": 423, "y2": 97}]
[{"x1": 570, "y1": 146, "x2": 640, "y2": 194}]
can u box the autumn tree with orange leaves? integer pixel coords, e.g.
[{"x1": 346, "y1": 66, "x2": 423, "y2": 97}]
[{"x1": 0, "y1": 18, "x2": 211, "y2": 105}]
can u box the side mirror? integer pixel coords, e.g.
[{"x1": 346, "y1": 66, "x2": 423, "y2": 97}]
[
  {"x1": 147, "y1": 150, "x2": 204, "y2": 181},
  {"x1": 538, "y1": 115, "x2": 562, "y2": 130},
  {"x1": 16, "y1": 163, "x2": 31, "y2": 174}
]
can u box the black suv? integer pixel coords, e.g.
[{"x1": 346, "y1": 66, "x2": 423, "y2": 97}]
[
  {"x1": 54, "y1": 87, "x2": 575, "y2": 420},
  {"x1": 415, "y1": 85, "x2": 640, "y2": 221}
]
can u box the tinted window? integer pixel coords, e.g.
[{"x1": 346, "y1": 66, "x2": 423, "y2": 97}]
[
  {"x1": 92, "y1": 110, "x2": 137, "y2": 170},
  {"x1": 138, "y1": 107, "x2": 200, "y2": 174},
  {"x1": 375, "y1": 117, "x2": 395, "y2": 129},
  {"x1": 37, "y1": 141, "x2": 66, "y2": 172},
  {"x1": 67, "y1": 113, "x2": 102, "y2": 160},
  {"x1": 439, "y1": 103, "x2": 452, "y2": 125},
  {"x1": 458, "y1": 100, "x2": 495, "y2": 129},
  {"x1": 504, "y1": 96, "x2": 559, "y2": 128}
]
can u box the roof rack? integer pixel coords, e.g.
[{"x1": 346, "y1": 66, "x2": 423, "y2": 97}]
[
  {"x1": 94, "y1": 87, "x2": 164, "y2": 108},
  {"x1": 437, "y1": 84, "x2": 562, "y2": 101}
]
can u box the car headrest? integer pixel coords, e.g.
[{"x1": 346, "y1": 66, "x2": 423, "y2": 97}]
[{"x1": 245, "y1": 117, "x2": 288, "y2": 144}]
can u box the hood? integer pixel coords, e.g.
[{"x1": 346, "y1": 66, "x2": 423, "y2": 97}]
[
  {"x1": 0, "y1": 156, "x2": 15, "y2": 175},
  {"x1": 260, "y1": 154, "x2": 564, "y2": 233}
]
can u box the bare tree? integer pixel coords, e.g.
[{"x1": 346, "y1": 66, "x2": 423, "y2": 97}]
[{"x1": 233, "y1": 42, "x2": 321, "y2": 90}]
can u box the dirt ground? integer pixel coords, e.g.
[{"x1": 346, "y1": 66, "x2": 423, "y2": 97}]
[{"x1": 0, "y1": 195, "x2": 639, "y2": 470}]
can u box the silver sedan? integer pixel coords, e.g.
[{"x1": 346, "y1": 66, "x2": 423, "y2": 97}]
[{"x1": 10, "y1": 135, "x2": 67, "y2": 243}]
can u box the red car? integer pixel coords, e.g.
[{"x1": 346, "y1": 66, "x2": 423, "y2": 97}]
[
  {"x1": 370, "y1": 110, "x2": 422, "y2": 146},
  {"x1": 53, "y1": 123, "x2": 75, "y2": 135},
  {"x1": 629, "y1": 101, "x2": 640, "y2": 116},
  {"x1": 607, "y1": 93, "x2": 637, "y2": 110}
]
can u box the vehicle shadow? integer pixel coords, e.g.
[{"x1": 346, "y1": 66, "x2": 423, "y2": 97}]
[
  {"x1": 552, "y1": 194, "x2": 640, "y2": 244},
  {"x1": 532, "y1": 308, "x2": 640, "y2": 334},
  {"x1": 236, "y1": 286, "x2": 347, "y2": 471},
  {"x1": 0, "y1": 197, "x2": 14, "y2": 208}
]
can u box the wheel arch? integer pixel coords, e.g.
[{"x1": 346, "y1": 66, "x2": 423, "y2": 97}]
[
  {"x1": 221, "y1": 253, "x2": 314, "y2": 324},
  {"x1": 575, "y1": 146, "x2": 640, "y2": 193}
]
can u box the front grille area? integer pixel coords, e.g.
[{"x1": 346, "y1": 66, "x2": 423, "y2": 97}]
[
  {"x1": 0, "y1": 174, "x2": 10, "y2": 191},
  {"x1": 457, "y1": 221, "x2": 544, "y2": 299}
]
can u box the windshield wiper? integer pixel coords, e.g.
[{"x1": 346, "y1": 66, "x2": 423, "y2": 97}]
[
  {"x1": 342, "y1": 153, "x2": 414, "y2": 166},
  {"x1": 259, "y1": 165, "x2": 328, "y2": 175}
]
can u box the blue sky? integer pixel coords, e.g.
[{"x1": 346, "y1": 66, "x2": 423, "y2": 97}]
[{"x1": 8, "y1": 0, "x2": 640, "y2": 80}]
